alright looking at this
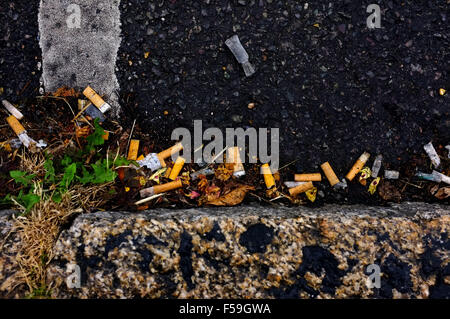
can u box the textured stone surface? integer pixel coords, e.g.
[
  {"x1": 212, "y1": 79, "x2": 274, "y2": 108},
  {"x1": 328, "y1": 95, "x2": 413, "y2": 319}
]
[
  {"x1": 38, "y1": 0, "x2": 121, "y2": 116},
  {"x1": 43, "y1": 203, "x2": 450, "y2": 299},
  {"x1": 0, "y1": 210, "x2": 24, "y2": 298}
]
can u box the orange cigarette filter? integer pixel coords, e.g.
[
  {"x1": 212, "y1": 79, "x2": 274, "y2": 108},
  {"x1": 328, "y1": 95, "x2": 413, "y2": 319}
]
[
  {"x1": 169, "y1": 157, "x2": 186, "y2": 180},
  {"x1": 83, "y1": 86, "x2": 111, "y2": 113},
  {"x1": 6, "y1": 115, "x2": 25, "y2": 135},
  {"x1": 294, "y1": 173, "x2": 322, "y2": 182},
  {"x1": 321, "y1": 162, "x2": 340, "y2": 186},
  {"x1": 127, "y1": 139, "x2": 140, "y2": 161},
  {"x1": 346, "y1": 152, "x2": 370, "y2": 181},
  {"x1": 289, "y1": 181, "x2": 314, "y2": 196},
  {"x1": 153, "y1": 179, "x2": 182, "y2": 195},
  {"x1": 261, "y1": 164, "x2": 275, "y2": 189},
  {"x1": 227, "y1": 146, "x2": 245, "y2": 173},
  {"x1": 158, "y1": 143, "x2": 183, "y2": 162}
]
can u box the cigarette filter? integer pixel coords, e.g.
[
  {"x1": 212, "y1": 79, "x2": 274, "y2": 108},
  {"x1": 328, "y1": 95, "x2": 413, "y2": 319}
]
[
  {"x1": 321, "y1": 162, "x2": 340, "y2": 186},
  {"x1": 83, "y1": 86, "x2": 111, "y2": 113},
  {"x1": 127, "y1": 139, "x2": 140, "y2": 161},
  {"x1": 261, "y1": 164, "x2": 275, "y2": 189},
  {"x1": 346, "y1": 152, "x2": 370, "y2": 181},
  {"x1": 6, "y1": 115, "x2": 26, "y2": 135},
  {"x1": 158, "y1": 143, "x2": 183, "y2": 166},
  {"x1": 294, "y1": 173, "x2": 322, "y2": 182},
  {"x1": 384, "y1": 170, "x2": 399, "y2": 180},
  {"x1": 227, "y1": 146, "x2": 245, "y2": 177},
  {"x1": 284, "y1": 181, "x2": 306, "y2": 188},
  {"x1": 289, "y1": 181, "x2": 314, "y2": 197},
  {"x1": 423, "y1": 142, "x2": 441, "y2": 168},
  {"x1": 169, "y1": 157, "x2": 186, "y2": 180},
  {"x1": 371, "y1": 154, "x2": 383, "y2": 178},
  {"x1": 164, "y1": 167, "x2": 172, "y2": 178},
  {"x1": 139, "y1": 179, "x2": 182, "y2": 197},
  {"x1": 2, "y1": 100, "x2": 24, "y2": 120}
]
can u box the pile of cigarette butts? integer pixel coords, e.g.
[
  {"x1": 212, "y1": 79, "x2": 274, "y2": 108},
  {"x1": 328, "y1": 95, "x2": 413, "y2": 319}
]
[{"x1": 2, "y1": 85, "x2": 450, "y2": 206}]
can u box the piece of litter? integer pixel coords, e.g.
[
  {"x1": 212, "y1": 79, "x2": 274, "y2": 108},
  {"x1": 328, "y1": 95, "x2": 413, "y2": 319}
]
[
  {"x1": 6, "y1": 115, "x2": 38, "y2": 150},
  {"x1": 225, "y1": 35, "x2": 255, "y2": 77},
  {"x1": 289, "y1": 181, "x2": 314, "y2": 197},
  {"x1": 346, "y1": 152, "x2": 370, "y2": 181},
  {"x1": 284, "y1": 181, "x2": 306, "y2": 188},
  {"x1": 371, "y1": 154, "x2": 383, "y2": 178},
  {"x1": 84, "y1": 104, "x2": 106, "y2": 121},
  {"x1": 359, "y1": 166, "x2": 371, "y2": 185},
  {"x1": 127, "y1": 139, "x2": 140, "y2": 161},
  {"x1": 305, "y1": 187, "x2": 317, "y2": 202},
  {"x1": 432, "y1": 171, "x2": 450, "y2": 185},
  {"x1": 138, "y1": 153, "x2": 162, "y2": 171},
  {"x1": 439, "y1": 88, "x2": 446, "y2": 96},
  {"x1": 294, "y1": 173, "x2": 322, "y2": 182},
  {"x1": 423, "y1": 142, "x2": 441, "y2": 168},
  {"x1": 83, "y1": 86, "x2": 112, "y2": 113},
  {"x1": 384, "y1": 170, "x2": 400, "y2": 180},
  {"x1": 134, "y1": 193, "x2": 164, "y2": 206},
  {"x1": 169, "y1": 157, "x2": 186, "y2": 180},
  {"x1": 334, "y1": 178, "x2": 348, "y2": 190},
  {"x1": 2, "y1": 100, "x2": 24, "y2": 120},
  {"x1": 36, "y1": 140, "x2": 47, "y2": 148},
  {"x1": 368, "y1": 177, "x2": 381, "y2": 195},
  {"x1": 321, "y1": 161, "x2": 340, "y2": 186},
  {"x1": 261, "y1": 163, "x2": 275, "y2": 189},
  {"x1": 227, "y1": 146, "x2": 245, "y2": 177},
  {"x1": 140, "y1": 179, "x2": 182, "y2": 197},
  {"x1": 191, "y1": 167, "x2": 215, "y2": 180},
  {"x1": 445, "y1": 145, "x2": 450, "y2": 158}
]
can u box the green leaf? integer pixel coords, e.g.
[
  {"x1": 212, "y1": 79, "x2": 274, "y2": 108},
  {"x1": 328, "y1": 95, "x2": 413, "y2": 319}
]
[
  {"x1": 90, "y1": 160, "x2": 117, "y2": 184},
  {"x1": 44, "y1": 159, "x2": 56, "y2": 183},
  {"x1": 10, "y1": 170, "x2": 36, "y2": 187},
  {"x1": 60, "y1": 163, "x2": 77, "y2": 190},
  {"x1": 85, "y1": 119, "x2": 105, "y2": 152},
  {"x1": 61, "y1": 155, "x2": 72, "y2": 167},
  {"x1": 16, "y1": 192, "x2": 40, "y2": 213},
  {"x1": 77, "y1": 166, "x2": 94, "y2": 185}
]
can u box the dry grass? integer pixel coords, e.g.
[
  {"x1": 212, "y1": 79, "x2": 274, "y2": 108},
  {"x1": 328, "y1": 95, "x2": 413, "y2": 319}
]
[{"x1": 7, "y1": 152, "x2": 113, "y2": 297}]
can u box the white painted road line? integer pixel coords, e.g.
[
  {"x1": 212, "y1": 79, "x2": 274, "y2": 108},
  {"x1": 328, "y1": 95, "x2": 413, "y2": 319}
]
[{"x1": 38, "y1": 0, "x2": 121, "y2": 117}]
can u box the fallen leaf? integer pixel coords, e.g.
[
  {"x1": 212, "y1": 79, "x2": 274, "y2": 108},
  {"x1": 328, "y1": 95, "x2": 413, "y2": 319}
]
[
  {"x1": 433, "y1": 187, "x2": 450, "y2": 200},
  {"x1": 53, "y1": 86, "x2": 78, "y2": 97},
  {"x1": 207, "y1": 185, "x2": 255, "y2": 206}
]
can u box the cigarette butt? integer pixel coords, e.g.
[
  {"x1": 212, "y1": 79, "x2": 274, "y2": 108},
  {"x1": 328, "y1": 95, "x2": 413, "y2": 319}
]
[
  {"x1": 164, "y1": 167, "x2": 172, "y2": 178},
  {"x1": 137, "y1": 154, "x2": 145, "y2": 161},
  {"x1": 2, "y1": 100, "x2": 24, "y2": 120},
  {"x1": 140, "y1": 179, "x2": 182, "y2": 197},
  {"x1": 227, "y1": 146, "x2": 245, "y2": 175},
  {"x1": 158, "y1": 143, "x2": 183, "y2": 161},
  {"x1": 169, "y1": 157, "x2": 186, "y2": 180},
  {"x1": 261, "y1": 164, "x2": 275, "y2": 189},
  {"x1": 127, "y1": 139, "x2": 140, "y2": 161},
  {"x1": 6, "y1": 115, "x2": 26, "y2": 136},
  {"x1": 321, "y1": 162, "x2": 340, "y2": 186},
  {"x1": 294, "y1": 173, "x2": 322, "y2": 182},
  {"x1": 346, "y1": 152, "x2": 370, "y2": 181},
  {"x1": 289, "y1": 181, "x2": 314, "y2": 197},
  {"x1": 102, "y1": 131, "x2": 109, "y2": 140},
  {"x1": 83, "y1": 86, "x2": 111, "y2": 113}
]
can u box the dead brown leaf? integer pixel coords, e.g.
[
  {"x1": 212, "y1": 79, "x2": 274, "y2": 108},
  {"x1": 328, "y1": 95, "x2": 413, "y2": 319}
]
[
  {"x1": 53, "y1": 86, "x2": 78, "y2": 97},
  {"x1": 207, "y1": 184, "x2": 255, "y2": 206},
  {"x1": 378, "y1": 181, "x2": 402, "y2": 202},
  {"x1": 433, "y1": 186, "x2": 450, "y2": 200}
]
